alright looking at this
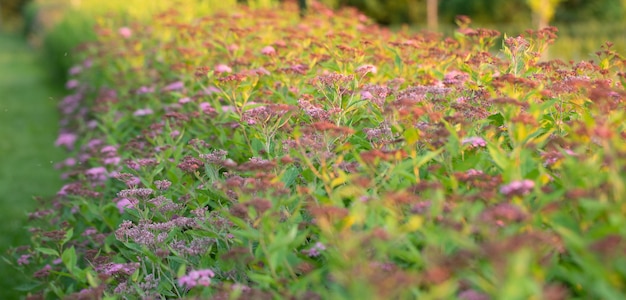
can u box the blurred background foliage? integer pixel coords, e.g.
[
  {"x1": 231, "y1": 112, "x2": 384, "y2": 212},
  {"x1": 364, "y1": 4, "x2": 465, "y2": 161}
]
[
  {"x1": 3, "y1": 0, "x2": 626, "y2": 65},
  {"x1": 0, "y1": 0, "x2": 625, "y2": 90}
]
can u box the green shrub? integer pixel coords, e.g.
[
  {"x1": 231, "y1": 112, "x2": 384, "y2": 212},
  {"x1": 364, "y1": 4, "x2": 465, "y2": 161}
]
[{"x1": 7, "y1": 1, "x2": 626, "y2": 299}]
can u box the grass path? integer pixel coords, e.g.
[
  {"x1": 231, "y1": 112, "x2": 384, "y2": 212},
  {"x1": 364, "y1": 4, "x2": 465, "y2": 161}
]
[{"x1": 0, "y1": 32, "x2": 65, "y2": 299}]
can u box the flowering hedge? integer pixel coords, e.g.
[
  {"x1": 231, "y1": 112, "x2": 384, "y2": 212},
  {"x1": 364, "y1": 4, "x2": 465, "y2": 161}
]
[{"x1": 9, "y1": 1, "x2": 626, "y2": 299}]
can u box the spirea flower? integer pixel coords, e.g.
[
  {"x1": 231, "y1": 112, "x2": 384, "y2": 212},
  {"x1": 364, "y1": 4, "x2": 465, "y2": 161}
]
[
  {"x1": 261, "y1": 45, "x2": 276, "y2": 55},
  {"x1": 178, "y1": 269, "x2": 215, "y2": 288},
  {"x1": 118, "y1": 27, "x2": 132, "y2": 39},
  {"x1": 136, "y1": 86, "x2": 154, "y2": 95},
  {"x1": 116, "y1": 198, "x2": 135, "y2": 213},
  {"x1": 17, "y1": 254, "x2": 31, "y2": 266},
  {"x1": 133, "y1": 108, "x2": 154, "y2": 116},
  {"x1": 302, "y1": 242, "x2": 326, "y2": 257},
  {"x1": 154, "y1": 180, "x2": 172, "y2": 191},
  {"x1": 85, "y1": 167, "x2": 108, "y2": 182},
  {"x1": 55, "y1": 132, "x2": 78, "y2": 150},
  {"x1": 500, "y1": 180, "x2": 535, "y2": 196},
  {"x1": 162, "y1": 81, "x2": 185, "y2": 92},
  {"x1": 69, "y1": 65, "x2": 82, "y2": 76},
  {"x1": 66, "y1": 79, "x2": 79, "y2": 89},
  {"x1": 462, "y1": 137, "x2": 487, "y2": 148},
  {"x1": 356, "y1": 64, "x2": 377, "y2": 76},
  {"x1": 214, "y1": 64, "x2": 232, "y2": 73}
]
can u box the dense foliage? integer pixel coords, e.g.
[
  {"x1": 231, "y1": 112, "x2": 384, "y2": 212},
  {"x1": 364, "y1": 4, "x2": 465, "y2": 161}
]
[{"x1": 7, "y1": 1, "x2": 626, "y2": 299}]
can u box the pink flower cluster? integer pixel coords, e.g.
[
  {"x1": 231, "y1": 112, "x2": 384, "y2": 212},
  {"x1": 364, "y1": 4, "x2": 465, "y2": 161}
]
[
  {"x1": 178, "y1": 269, "x2": 215, "y2": 288},
  {"x1": 462, "y1": 137, "x2": 487, "y2": 148},
  {"x1": 301, "y1": 242, "x2": 326, "y2": 257},
  {"x1": 499, "y1": 179, "x2": 535, "y2": 196}
]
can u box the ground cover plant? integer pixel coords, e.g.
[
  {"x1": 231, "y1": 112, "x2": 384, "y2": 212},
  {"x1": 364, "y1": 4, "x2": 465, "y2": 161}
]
[{"x1": 7, "y1": 1, "x2": 626, "y2": 299}]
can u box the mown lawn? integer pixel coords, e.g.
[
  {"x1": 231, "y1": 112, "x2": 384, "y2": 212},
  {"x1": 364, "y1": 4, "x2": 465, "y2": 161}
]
[{"x1": 0, "y1": 33, "x2": 64, "y2": 299}]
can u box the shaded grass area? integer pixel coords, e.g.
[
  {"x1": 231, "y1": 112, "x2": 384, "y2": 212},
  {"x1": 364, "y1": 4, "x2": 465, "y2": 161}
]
[{"x1": 0, "y1": 33, "x2": 64, "y2": 299}]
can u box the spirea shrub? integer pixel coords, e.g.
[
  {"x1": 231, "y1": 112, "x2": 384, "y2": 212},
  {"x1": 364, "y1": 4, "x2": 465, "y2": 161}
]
[{"x1": 8, "y1": 1, "x2": 626, "y2": 299}]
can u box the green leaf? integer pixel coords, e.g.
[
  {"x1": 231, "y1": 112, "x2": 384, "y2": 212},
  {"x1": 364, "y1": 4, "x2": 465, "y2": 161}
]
[
  {"x1": 403, "y1": 128, "x2": 420, "y2": 146},
  {"x1": 35, "y1": 247, "x2": 59, "y2": 257},
  {"x1": 487, "y1": 143, "x2": 510, "y2": 171},
  {"x1": 414, "y1": 148, "x2": 444, "y2": 168},
  {"x1": 487, "y1": 113, "x2": 505, "y2": 127},
  {"x1": 281, "y1": 166, "x2": 301, "y2": 188},
  {"x1": 62, "y1": 228, "x2": 74, "y2": 246},
  {"x1": 86, "y1": 270, "x2": 99, "y2": 287},
  {"x1": 247, "y1": 272, "x2": 275, "y2": 288},
  {"x1": 61, "y1": 246, "x2": 77, "y2": 274}
]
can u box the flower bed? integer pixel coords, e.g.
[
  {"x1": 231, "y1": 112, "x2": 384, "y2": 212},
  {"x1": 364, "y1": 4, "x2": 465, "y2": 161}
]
[{"x1": 9, "y1": 1, "x2": 626, "y2": 299}]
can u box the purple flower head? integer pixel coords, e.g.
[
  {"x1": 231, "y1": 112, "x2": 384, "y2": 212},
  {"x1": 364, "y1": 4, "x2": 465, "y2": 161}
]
[
  {"x1": 249, "y1": 67, "x2": 271, "y2": 76},
  {"x1": 356, "y1": 64, "x2": 377, "y2": 76},
  {"x1": 116, "y1": 198, "x2": 134, "y2": 213},
  {"x1": 69, "y1": 65, "x2": 83, "y2": 76},
  {"x1": 500, "y1": 179, "x2": 535, "y2": 196},
  {"x1": 178, "y1": 269, "x2": 215, "y2": 289},
  {"x1": 85, "y1": 167, "x2": 108, "y2": 182},
  {"x1": 87, "y1": 120, "x2": 98, "y2": 129},
  {"x1": 57, "y1": 184, "x2": 72, "y2": 196},
  {"x1": 118, "y1": 188, "x2": 153, "y2": 198},
  {"x1": 100, "y1": 145, "x2": 117, "y2": 155},
  {"x1": 86, "y1": 138, "x2": 102, "y2": 150},
  {"x1": 82, "y1": 227, "x2": 98, "y2": 237},
  {"x1": 443, "y1": 70, "x2": 469, "y2": 87},
  {"x1": 55, "y1": 132, "x2": 77, "y2": 150},
  {"x1": 199, "y1": 102, "x2": 215, "y2": 114},
  {"x1": 466, "y1": 169, "x2": 484, "y2": 176},
  {"x1": 154, "y1": 180, "x2": 172, "y2": 190},
  {"x1": 136, "y1": 86, "x2": 155, "y2": 95},
  {"x1": 133, "y1": 108, "x2": 153, "y2": 116},
  {"x1": 201, "y1": 86, "x2": 221, "y2": 95},
  {"x1": 214, "y1": 64, "x2": 232, "y2": 74},
  {"x1": 302, "y1": 242, "x2": 326, "y2": 257},
  {"x1": 64, "y1": 157, "x2": 76, "y2": 167},
  {"x1": 261, "y1": 45, "x2": 276, "y2": 56},
  {"x1": 462, "y1": 137, "x2": 487, "y2": 148},
  {"x1": 66, "y1": 79, "x2": 79, "y2": 89},
  {"x1": 162, "y1": 81, "x2": 185, "y2": 92},
  {"x1": 227, "y1": 44, "x2": 238, "y2": 52},
  {"x1": 125, "y1": 176, "x2": 141, "y2": 188},
  {"x1": 458, "y1": 289, "x2": 490, "y2": 300},
  {"x1": 119, "y1": 27, "x2": 132, "y2": 39},
  {"x1": 17, "y1": 254, "x2": 31, "y2": 266},
  {"x1": 178, "y1": 97, "x2": 191, "y2": 104}
]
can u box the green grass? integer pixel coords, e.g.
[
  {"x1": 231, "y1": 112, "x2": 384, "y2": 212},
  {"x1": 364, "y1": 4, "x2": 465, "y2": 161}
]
[{"x1": 0, "y1": 32, "x2": 65, "y2": 299}]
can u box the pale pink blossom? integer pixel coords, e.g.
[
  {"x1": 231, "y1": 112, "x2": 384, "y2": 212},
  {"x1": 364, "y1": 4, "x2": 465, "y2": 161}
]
[
  {"x1": 261, "y1": 45, "x2": 276, "y2": 55},
  {"x1": 118, "y1": 27, "x2": 132, "y2": 39},
  {"x1": 133, "y1": 108, "x2": 153, "y2": 116},
  {"x1": 66, "y1": 79, "x2": 79, "y2": 89},
  {"x1": 116, "y1": 198, "x2": 134, "y2": 213},
  {"x1": 69, "y1": 65, "x2": 82, "y2": 76},
  {"x1": 178, "y1": 269, "x2": 215, "y2": 288},
  {"x1": 199, "y1": 102, "x2": 215, "y2": 114},
  {"x1": 214, "y1": 64, "x2": 232, "y2": 73},
  {"x1": 136, "y1": 86, "x2": 154, "y2": 94},
  {"x1": 356, "y1": 64, "x2": 377, "y2": 75},
  {"x1": 162, "y1": 81, "x2": 185, "y2": 92},
  {"x1": 500, "y1": 180, "x2": 535, "y2": 196},
  {"x1": 55, "y1": 132, "x2": 78, "y2": 150},
  {"x1": 462, "y1": 137, "x2": 487, "y2": 148}
]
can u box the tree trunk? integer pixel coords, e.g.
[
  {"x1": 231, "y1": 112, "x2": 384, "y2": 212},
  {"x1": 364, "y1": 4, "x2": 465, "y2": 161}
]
[{"x1": 427, "y1": 0, "x2": 438, "y2": 31}]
